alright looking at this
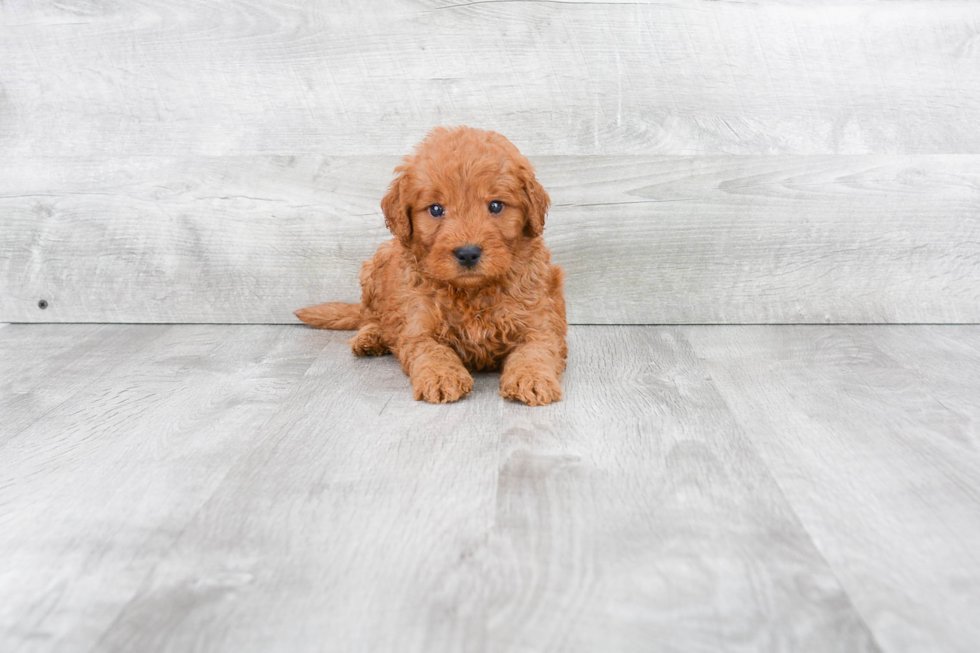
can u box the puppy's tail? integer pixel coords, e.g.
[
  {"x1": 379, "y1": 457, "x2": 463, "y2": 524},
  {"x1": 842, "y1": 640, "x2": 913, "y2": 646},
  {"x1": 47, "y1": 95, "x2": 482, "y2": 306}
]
[{"x1": 294, "y1": 302, "x2": 363, "y2": 330}]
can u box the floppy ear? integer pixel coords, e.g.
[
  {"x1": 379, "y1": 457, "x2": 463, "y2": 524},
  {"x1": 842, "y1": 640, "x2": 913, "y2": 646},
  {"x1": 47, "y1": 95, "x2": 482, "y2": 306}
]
[
  {"x1": 381, "y1": 170, "x2": 413, "y2": 247},
  {"x1": 521, "y1": 166, "x2": 551, "y2": 238}
]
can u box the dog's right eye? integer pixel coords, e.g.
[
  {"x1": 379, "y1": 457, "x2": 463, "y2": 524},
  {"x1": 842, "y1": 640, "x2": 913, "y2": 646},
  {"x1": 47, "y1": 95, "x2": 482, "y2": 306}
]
[{"x1": 428, "y1": 204, "x2": 445, "y2": 218}]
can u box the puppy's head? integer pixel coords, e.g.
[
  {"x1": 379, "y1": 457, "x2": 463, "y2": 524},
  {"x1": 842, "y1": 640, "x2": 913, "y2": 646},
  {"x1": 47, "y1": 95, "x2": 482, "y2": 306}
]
[{"x1": 381, "y1": 126, "x2": 550, "y2": 288}]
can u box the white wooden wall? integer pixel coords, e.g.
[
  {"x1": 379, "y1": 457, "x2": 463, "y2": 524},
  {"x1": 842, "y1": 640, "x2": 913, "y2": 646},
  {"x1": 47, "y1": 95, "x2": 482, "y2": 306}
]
[{"x1": 2, "y1": 1, "x2": 978, "y2": 324}]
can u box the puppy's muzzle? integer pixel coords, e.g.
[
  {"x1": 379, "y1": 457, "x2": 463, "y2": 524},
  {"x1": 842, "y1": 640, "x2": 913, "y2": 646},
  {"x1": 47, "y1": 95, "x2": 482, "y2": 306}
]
[{"x1": 454, "y1": 244, "x2": 483, "y2": 268}]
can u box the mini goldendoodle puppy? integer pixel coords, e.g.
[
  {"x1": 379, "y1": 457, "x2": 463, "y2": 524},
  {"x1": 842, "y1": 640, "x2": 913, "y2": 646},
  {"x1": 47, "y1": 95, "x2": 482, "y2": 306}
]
[{"x1": 296, "y1": 126, "x2": 567, "y2": 405}]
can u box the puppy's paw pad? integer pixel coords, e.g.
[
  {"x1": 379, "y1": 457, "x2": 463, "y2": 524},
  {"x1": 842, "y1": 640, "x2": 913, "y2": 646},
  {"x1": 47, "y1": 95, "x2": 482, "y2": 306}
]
[
  {"x1": 412, "y1": 367, "x2": 474, "y2": 404},
  {"x1": 349, "y1": 329, "x2": 388, "y2": 356},
  {"x1": 500, "y1": 370, "x2": 562, "y2": 406}
]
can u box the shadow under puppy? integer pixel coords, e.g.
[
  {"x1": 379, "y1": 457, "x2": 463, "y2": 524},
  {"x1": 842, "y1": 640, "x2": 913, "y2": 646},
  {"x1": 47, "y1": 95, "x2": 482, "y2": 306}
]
[{"x1": 296, "y1": 126, "x2": 567, "y2": 405}]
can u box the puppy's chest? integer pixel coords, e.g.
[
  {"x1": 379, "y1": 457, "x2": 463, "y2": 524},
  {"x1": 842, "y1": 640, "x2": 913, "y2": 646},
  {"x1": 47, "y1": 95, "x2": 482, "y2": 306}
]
[{"x1": 438, "y1": 302, "x2": 523, "y2": 369}]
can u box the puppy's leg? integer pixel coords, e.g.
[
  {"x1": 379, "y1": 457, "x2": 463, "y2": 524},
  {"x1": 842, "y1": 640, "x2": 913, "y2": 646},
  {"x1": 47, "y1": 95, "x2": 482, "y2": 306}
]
[
  {"x1": 398, "y1": 338, "x2": 473, "y2": 404},
  {"x1": 499, "y1": 336, "x2": 566, "y2": 406},
  {"x1": 349, "y1": 321, "x2": 389, "y2": 356}
]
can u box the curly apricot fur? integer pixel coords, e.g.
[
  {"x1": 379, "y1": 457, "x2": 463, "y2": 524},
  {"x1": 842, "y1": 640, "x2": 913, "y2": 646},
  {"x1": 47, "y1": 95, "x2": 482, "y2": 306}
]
[{"x1": 296, "y1": 126, "x2": 567, "y2": 405}]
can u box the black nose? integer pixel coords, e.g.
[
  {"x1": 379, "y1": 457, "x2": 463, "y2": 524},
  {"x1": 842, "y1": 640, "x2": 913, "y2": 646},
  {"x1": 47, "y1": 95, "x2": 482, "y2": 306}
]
[{"x1": 453, "y1": 245, "x2": 483, "y2": 268}]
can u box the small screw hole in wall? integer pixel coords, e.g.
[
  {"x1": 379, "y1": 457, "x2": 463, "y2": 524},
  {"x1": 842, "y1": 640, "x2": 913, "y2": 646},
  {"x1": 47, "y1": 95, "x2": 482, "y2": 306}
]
[{"x1": 38, "y1": 299, "x2": 48, "y2": 310}]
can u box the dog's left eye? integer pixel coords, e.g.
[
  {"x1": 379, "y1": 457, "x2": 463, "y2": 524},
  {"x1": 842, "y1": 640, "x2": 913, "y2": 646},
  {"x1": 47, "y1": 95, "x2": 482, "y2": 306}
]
[{"x1": 488, "y1": 200, "x2": 504, "y2": 214}]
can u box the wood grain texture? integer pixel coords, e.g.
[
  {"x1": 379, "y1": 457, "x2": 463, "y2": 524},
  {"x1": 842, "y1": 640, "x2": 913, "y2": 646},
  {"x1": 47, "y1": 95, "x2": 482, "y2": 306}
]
[
  {"x1": 483, "y1": 326, "x2": 879, "y2": 652},
  {"x1": 3, "y1": 0, "x2": 979, "y2": 324},
  {"x1": 1, "y1": 1, "x2": 979, "y2": 157},
  {"x1": 0, "y1": 324, "x2": 167, "y2": 442},
  {"x1": 0, "y1": 325, "x2": 323, "y2": 653},
  {"x1": 0, "y1": 325, "x2": 886, "y2": 653},
  {"x1": 2, "y1": 154, "x2": 979, "y2": 324},
  {"x1": 686, "y1": 325, "x2": 980, "y2": 653},
  {"x1": 91, "y1": 331, "x2": 503, "y2": 653}
]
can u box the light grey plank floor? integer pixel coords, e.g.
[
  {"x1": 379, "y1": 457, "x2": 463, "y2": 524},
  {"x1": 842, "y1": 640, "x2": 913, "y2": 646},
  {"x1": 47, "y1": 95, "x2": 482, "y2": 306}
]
[
  {"x1": 0, "y1": 325, "x2": 168, "y2": 443},
  {"x1": 1, "y1": 325, "x2": 978, "y2": 652},
  {"x1": 684, "y1": 326, "x2": 980, "y2": 653},
  {"x1": 484, "y1": 328, "x2": 875, "y2": 653},
  {"x1": 0, "y1": 325, "x2": 324, "y2": 653}
]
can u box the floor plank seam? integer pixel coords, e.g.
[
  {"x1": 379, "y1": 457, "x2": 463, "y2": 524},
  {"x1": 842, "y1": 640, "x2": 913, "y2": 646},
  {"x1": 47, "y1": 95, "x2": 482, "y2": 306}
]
[
  {"x1": 0, "y1": 325, "x2": 169, "y2": 448},
  {"x1": 6, "y1": 325, "x2": 979, "y2": 651},
  {"x1": 83, "y1": 330, "x2": 340, "y2": 653},
  {"x1": 686, "y1": 338, "x2": 888, "y2": 653}
]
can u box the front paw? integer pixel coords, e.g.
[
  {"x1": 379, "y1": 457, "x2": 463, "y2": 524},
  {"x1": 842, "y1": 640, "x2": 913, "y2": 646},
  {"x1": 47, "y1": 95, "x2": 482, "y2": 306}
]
[
  {"x1": 411, "y1": 366, "x2": 474, "y2": 404},
  {"x1": 499, "y1": 368, "x2": 562, "y2": 406}
]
